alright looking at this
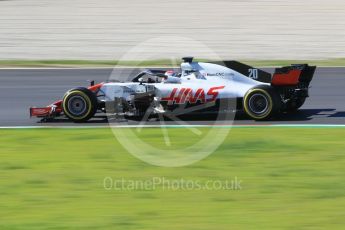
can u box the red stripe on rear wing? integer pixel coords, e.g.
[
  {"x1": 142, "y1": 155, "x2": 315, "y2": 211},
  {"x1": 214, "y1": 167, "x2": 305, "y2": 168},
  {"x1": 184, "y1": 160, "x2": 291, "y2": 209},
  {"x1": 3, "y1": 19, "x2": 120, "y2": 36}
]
[{"x1": 272, "y1": 64, "x2": 316, "y2": 86}]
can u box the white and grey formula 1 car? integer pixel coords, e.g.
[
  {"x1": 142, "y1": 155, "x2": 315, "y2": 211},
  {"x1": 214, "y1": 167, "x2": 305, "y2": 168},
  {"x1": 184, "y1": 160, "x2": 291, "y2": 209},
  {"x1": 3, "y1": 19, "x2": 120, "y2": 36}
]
[{"x1": 30, "y1": 57, "x2": 316, "y2": 122}]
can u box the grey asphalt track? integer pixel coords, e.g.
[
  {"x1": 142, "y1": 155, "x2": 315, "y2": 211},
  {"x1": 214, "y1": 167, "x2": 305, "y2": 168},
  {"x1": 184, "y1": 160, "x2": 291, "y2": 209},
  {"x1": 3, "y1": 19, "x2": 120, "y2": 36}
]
[{"x1": 0, "y1": 67, "x2": 344, "y2": 126}]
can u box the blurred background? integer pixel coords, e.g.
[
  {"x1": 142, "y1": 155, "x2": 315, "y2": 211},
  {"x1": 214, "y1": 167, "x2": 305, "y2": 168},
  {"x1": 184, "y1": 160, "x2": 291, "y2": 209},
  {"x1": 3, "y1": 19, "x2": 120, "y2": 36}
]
[{"x1": 1, "y1": 0, "x2": 344, "y2": 60}]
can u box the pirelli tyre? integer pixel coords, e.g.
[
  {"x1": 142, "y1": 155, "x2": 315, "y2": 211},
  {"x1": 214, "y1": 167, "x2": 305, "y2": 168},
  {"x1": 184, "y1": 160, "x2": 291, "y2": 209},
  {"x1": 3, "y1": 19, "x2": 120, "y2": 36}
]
[
  {"x1": 243, "y1": 85, "x2": 281, "y2": 121},
  {"x1": 62, "y1": 87, "x2": 98, "y2": 122}
]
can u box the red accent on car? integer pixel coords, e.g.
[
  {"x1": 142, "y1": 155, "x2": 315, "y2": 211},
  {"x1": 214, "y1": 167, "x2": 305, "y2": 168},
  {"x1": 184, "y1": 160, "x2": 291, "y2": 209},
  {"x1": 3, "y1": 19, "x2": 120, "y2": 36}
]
[
  {"x1": 30, "y1": 107, "x2": 53, "y2": 117},
  {"x1": 207, "y1": 86, "x2": 225, "y2": 102},
  {"x1": 194, "y1": 89, "x2": 206, "y2": 103},
  {"x1": 52, "y1": 100, "x2": 63, "y2": 113},
  {"x1": 161, "y1": 86, "x2": 225, "y2": 104},
  {"x1": 88, "y1": 82, "x2": 104, "y2": 92},
  {"x1": 271, "y1": 70, "x2": 301, "y2": 86},
  {"x1": 182, "y1": 88, "x2": 193, "y2": 104},
  {"x1": 161, "y1": 88, "x2": 178, "y2": 105},
  {"x1": 52, "y1": 100, "x2": 62, "y2": 107},
  {"x1": 174, "y1": 88, "x2": 186, "y2": 104},
  {"x1": 30, "y1": 100, "x2": 63, "y2": 118}
]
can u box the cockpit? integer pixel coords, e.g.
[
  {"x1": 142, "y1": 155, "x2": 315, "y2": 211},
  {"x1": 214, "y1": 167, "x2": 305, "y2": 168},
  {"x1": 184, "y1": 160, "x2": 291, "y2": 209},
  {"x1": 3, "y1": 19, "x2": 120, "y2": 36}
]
[{"x1": 132, "y1": 69, "x2": 182, "y2": 83}]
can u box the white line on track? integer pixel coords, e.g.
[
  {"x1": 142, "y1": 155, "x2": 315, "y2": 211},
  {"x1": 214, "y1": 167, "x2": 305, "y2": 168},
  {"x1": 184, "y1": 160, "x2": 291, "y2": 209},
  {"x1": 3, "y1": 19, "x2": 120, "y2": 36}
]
[{"x1": 1, "y1": 124, "x2": 345, "y2": 129}]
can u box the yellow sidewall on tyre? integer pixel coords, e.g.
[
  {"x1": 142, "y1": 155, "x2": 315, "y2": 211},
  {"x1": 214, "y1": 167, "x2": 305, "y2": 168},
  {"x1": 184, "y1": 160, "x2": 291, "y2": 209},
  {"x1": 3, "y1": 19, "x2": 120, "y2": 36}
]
[
  {"x1": 63, "y1": 89, "x2": 96, "y2": 122},
  {"x1": 243, "y1": 88, "x2": 274, "y2": 120}
]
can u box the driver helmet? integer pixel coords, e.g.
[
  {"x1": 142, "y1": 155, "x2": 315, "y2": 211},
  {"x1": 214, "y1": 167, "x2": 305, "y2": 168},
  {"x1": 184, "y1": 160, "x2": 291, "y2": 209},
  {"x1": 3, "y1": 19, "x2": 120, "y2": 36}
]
[{"x1": 164, "y1": 70, "x2": 177, "y2": 78}]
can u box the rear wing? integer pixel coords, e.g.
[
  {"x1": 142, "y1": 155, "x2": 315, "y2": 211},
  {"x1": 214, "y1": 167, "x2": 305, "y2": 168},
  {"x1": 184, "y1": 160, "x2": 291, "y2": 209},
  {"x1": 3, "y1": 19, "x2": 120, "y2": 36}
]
[
  {"x1": 271, "y1": 64, "x2": 316, "y2": 86},
  {"x1": 212, "y1": 60, "x2": 316, "y2": 86}
]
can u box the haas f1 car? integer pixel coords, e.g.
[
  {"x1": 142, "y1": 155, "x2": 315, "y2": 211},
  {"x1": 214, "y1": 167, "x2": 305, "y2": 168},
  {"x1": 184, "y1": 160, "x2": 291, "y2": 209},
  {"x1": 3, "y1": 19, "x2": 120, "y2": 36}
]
[{"x1": 30, "y1": 57, "x2": 316, "y2": 122}]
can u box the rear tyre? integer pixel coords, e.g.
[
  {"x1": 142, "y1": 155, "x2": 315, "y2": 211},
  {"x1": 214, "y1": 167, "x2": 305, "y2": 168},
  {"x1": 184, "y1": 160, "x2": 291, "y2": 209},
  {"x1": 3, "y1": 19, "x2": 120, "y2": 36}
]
[
  {"x1": 62, "y1": 87, "x2": 98, "y2": 122},
  {"x1": 243, "y1": 85, "x2": 281, "y2": 121}
]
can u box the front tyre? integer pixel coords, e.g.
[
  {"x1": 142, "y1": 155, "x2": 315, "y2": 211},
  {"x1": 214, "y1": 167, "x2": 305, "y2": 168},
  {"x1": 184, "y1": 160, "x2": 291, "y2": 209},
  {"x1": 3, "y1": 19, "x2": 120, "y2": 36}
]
[
  {"x1": 243, "y1": 85, "x2": 281, "y2": 121},
  {"x1": 62, "y1": 87, "x2": 98, "y2": 122}
]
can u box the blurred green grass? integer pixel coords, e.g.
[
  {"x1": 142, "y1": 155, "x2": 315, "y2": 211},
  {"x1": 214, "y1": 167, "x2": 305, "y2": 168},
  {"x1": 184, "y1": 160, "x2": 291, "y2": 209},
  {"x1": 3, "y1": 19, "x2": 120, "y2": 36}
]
[
  {"x1": 1, "y1": 127, "x2": 345, "y2": 229},
  {"x1": 0, "y1": 58, "x2": 345, "y2": 67}
]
